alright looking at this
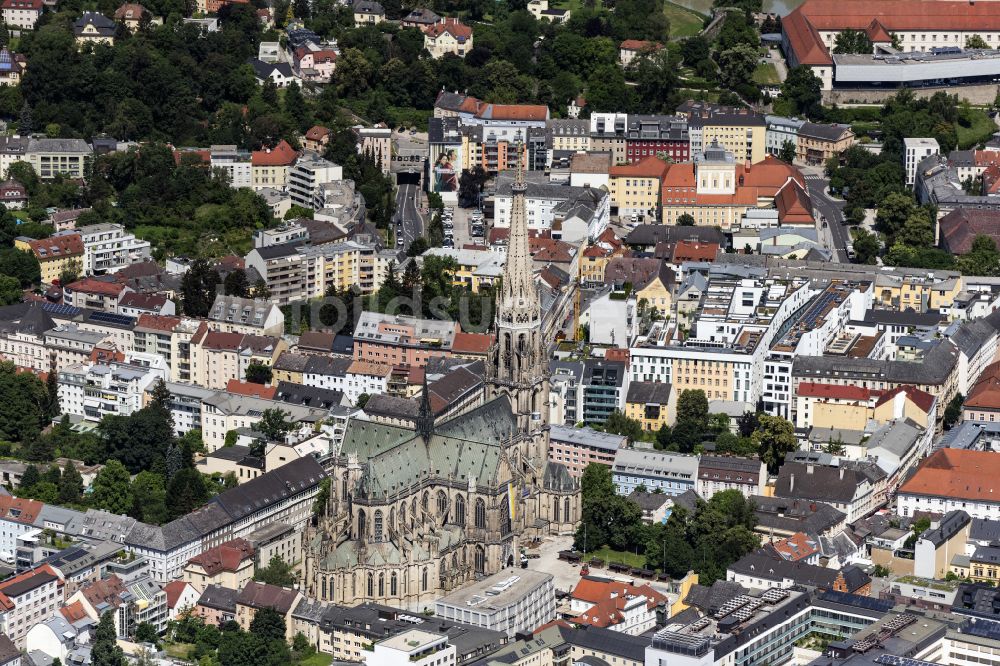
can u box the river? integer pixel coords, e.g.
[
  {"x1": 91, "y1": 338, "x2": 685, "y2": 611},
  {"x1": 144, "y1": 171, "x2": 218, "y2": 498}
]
[{"x1": 670, "y1": 0, "x2": 804, "y2": 16}]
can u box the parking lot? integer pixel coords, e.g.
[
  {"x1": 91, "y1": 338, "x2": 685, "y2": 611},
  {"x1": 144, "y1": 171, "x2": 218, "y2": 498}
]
[{"x1": 439, "y1": 205, "x2": 485, "y2": 249}]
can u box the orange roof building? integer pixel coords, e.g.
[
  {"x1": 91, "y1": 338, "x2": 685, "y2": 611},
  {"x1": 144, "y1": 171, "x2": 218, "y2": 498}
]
[
  {"x1": 569, "y1": 576, "x2": 667, "y2": 634},
  {"x1": 251, "y1": 140, "x2": 299, "y2": 189},
  {"x1": 661, "y1": 145, "x2": 812, "y2": 229},
  {"x1": 782, "y1": 0, "x2": 1000, "y2": 87},
  {"x1": 21, "y1": 233, "x2": 84, "y2": 285},
  {"x1": 898, "y1": 449, "x2": 1000, "y2": 518}
]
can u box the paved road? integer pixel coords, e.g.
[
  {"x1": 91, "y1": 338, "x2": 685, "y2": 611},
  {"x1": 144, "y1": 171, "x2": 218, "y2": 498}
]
[
  {"x1": 394, "y1": 183, "x2": 424, "y2": 250},
  {"x1": 804, "y1": 173, "x2": 850, "y2": 263}
]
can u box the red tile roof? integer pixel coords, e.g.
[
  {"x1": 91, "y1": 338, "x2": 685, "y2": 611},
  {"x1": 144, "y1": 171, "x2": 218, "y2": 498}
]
[
  {"x1": 569, "y1": 577, "x2": 667, "y2": 629},
  {"x1": 423, "y1": 17, "x2": 472, "y2": 40},
  {"x1": 865, "y1": 18, "x2": 892, "y2": 43},
  {"x1": 305, "y1": 126, "x2": 331, "y2": 142},
  {"x1": 940, "y1": 208, "x2": 1000, "y2": 255},
  {"x1": 0, "y1": 496, "x2": 44, "y2": 525},
  {"x1": 28, "y1": 233, "x2": 84, "y2": 261},
  {"x1": 781, "y1": 7, "x2": 833, "y2": 66},
  {"x1": 136, "y1": 314, "x2": 181, "y2": 332},
  {"x1": 662, "y1": 157, "x2": 807, "y2": 209},
  {"x1": 474, "y1": 103, "x2": 549, "y2": 122},
  {"x1": 164, "y1": 581, "x2": 192, "y2": 610},
  {"x1": 66, "y1": 277, "x2": 127, "y2": 297},
  {"x1": 201, "y1": 331, "x2": 245, "y2": 351},
  {"x1": 80, "y1": 575, "x2": 127, "y2": 610},
  {"x1": 225, "y1": 379, "x2": 277, "y2": 399},
  {"x1": 874, "y1": 385, "x2": 935, "y2": 414},
  {"x1": 452, "y1": 331, "x2": 492, "y2": 355},
  {"x1": 0, "y1": 0, "x2": 42, "y2": 10},
  {"x1": 671, "y1": 240, "x2": 719, "y2": 263},
  {"x1": 772, "y1": 532, "x2": 819, "y2": 562},
  {"x1": 118, "y1": 292, "x2": 168, "y2": 311},
  {"x1": 775, "y1": 178, "x2": 815, "y2": 225},
  {"x1": 251, "y1": 140, "x2": 299, "y2": 167},
  {"x1": 609, "y1": 155, "x2": 670, "y2": 179},
  {"x1": 187, "y1": 539, "x2": 254, "y2": 576},
  {"x1": 796, "y1": 381, "x2": 871, "y2": 401},
  {"x1": 60, "y1": 600, "x2": 89, "y2": 622},
  {"x1": 899, "y1": 449, "x2": 1000, "y2": 502},
  {"x1": 619, "y1": 39, "x2": 662, "y2": 52}
]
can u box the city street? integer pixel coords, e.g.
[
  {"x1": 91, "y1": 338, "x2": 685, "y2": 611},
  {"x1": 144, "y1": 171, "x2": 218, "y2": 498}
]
[
  {"x1": 394, "y1": 183, "x2": 424, "y2": 250},
  {"x1": 803, "y1": 169, "x2": 850, "y2": 263}
]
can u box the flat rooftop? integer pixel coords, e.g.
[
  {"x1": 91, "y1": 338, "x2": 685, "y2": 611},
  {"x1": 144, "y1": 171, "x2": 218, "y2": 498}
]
[{"x1": 435, "y1": 571, "x2": 552, "y2": 611}]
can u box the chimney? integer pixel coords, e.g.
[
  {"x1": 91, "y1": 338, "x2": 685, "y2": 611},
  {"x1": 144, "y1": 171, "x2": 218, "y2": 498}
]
[
  {"x1": 789, "y1": 474, "x2": 795, "y2": 493},
  {"x1": 839, "y1": 467, "x2": 845, "y2": 480},
  {"x1": 806, "y1": 464, "x2": 814, "y2": 474}
]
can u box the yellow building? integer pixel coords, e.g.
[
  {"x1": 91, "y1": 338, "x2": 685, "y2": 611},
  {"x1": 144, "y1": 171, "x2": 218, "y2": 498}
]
[
  {"x1": 18, "y1": 233, "x2": 84, "y2": 285},
  {"x1": 422, "y1": 18, "x2": 473, "y2": 59},
  {"x1": 634, "y1": 263, "x2": 675, "y2": 318},
  {"x1": 251, "y1": 140, "x2": 298, "y2": 191},
  {"x1": 874, "y1": 272, "x2": 962, "y2": 313},
  {"x1": 422, "y1": 247, "x2": 504, "y2": 293},
  {"x1": 609, "y1": 155, "x2": 668, "y2": 221},
  {"x1": 550, "y1": 119, "x2": 591, "y2": 153},
  {"x1": 625, "y1": 381, "x2": 673, "y2": 431},
  {"x1": 190, "y1": 329, "x2": 286, "y2": 391},
  {"x1": 796, "y1": 122, "x2": 855, "y2": 166},
  {"x1": 73, "y1": 12, "x2": 116, "y2": 46},
  {"x1": 352, "y1": 0, "x2": 385, "y2": 26},
  {"x1": 183, "y1": 539, "x2": 256, "y2": 593}
]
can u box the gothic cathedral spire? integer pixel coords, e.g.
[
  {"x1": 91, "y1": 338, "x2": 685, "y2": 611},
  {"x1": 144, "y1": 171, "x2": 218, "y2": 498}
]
[{"x1": 487, "y1": 144, "x2": 550, "y2": 478}]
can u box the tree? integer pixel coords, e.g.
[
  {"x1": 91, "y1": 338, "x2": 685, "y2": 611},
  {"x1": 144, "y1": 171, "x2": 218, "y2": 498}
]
[
  {"x1": 251, "y1": 278, "x2": 271, "y2": 299},
  {"x1": 254, "y1": 554, "x2": 296, "y2": 586},
  {"x1": 966, "y1": 34, "x2": 990, "y2": 49},
  {"x1": 181, "y1": 259, "x2": 221, "y2": 318},
  {"x1": 752, "y1": 415, "x2": 797, "y2": 474},
  {"x1": 166, "y1": 468, "x2": 209, "y2": 520},
  {"x1": 0, "y1": 275, "x2": 20, "y2": 305},
  {"x1": 677, "y1": 213, "x2": 695, "y2": 226},
  {"x1": 875, "y1": 192, "x2": 917, "y2": 239},
  {"x1": 778, "y1": 140, "x2": 796, "y2": 164},
  {"x1": 131, "y1": 471, "x2": 168, "y2": 525},
  {"x1": 91, "y1": 460, "x2": 133, "y2": 514},
  {"x1": 356, "y1": 393, "x2": 370, "y2": 408},
  {"x1": 406, "y1": 237, "x2": 429, "y2": 257},
  {"x1": 57, "y1": 460, "x2": 83, "y2": 504},
  {"x1": 135, "y1": 622, "x2": 160, "y2": 646},
  {"x1": 944, "y1": 393, "x2": 964, "y2": 430},
  {"x1": 249, "y1": 608, "x2": 286, "y2": 643},
  {"x1": 45, "y1": 368, "x2": 60, "y2": 420},
  {"x1": 601, "y1": 409, "x2": 644, "y2": 442},
  {"x1": 851, "y1": 228, "x2": 881, "y2": 265},
  {"x1": 256, "y1": 408, "x2": 291, "y2": 441},
  {"x1": 833, "y1": 29, "x2": 872, "y2": 54},
  {"x1": 223, "y1": 269, "x2": 250, "y2": 297},
  {"x1": 780, "y1": 66, "x2": 823, "y2": 119},
  {"x1": 718, "y1": 44, "x2": 758, "y2": 90},
  {"x1": 19, "y1": 464, "x2": 40, "y2": 491},
  {"x1": 283, "y1": 81, "x2": 311, "y2": 132},
  {"x1": 676, "y1": 390, "x2": 709, "y2": 432},
  {"x1": 244, "y1": 363, "x2": 273, "y2": 385},
  {"x1": 18, "y1": 102, "x2": 31, "y2": 137},
  {"x1": 0, "y1": 361, "x2": 48, "y2": 442},
  {"x1": 958, "y1": 235, "x2": 1000, "y2": 277},
  {"x1": 92, "y1": 611, "x2": 125, "y2": 666}
]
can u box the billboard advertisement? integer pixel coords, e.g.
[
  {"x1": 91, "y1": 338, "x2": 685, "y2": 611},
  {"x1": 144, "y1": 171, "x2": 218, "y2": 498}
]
[{"x1": 430, "y1": 144, "x2": 461, "y2": 194}]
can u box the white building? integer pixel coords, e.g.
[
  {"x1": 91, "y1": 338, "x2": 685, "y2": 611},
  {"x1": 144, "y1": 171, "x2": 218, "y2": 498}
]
[
  {"x1": 0, "y1": 565, "x2": 64, "y2": 648},
  {"x1": 210, "y1": 145, "x2": 253, "y2": 189},
  {"x1": 287, "y1": 155, "x2": 344, "y2": 209},
  {"x1": 904, "y1": 137, "x2": 940, "y2": 186},
  {"x1": 77, "y1": 223, "x2": 152, "y2": 275},
  {"x1": 493, "y1": 178, "x2": 609, "y2": 243},
  {"x1": 369, "y1": 630, "x2": 456, "y2": 666},
  {"x1": 434, "y1": 571, "x2": 555, "y2": 637},
  {"x1": 585, "y1": 290, "x2": 636, "y2": 347},
  {"x1": 58, "y1": 352, "x2": 168, "y2": 423},
  {"x1": 612, "y1": 448, "x2": 699, "y2": 496},
  {"x1": 764, "y1": 115, "x2": 805, "y2": 158}
]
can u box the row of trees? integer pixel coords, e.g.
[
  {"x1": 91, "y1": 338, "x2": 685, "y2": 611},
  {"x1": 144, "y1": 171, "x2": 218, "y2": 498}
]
[
  {"x1": 601, "y1": 390, "x2": 798, "y2": 474},
  {"x1": 168, "y1": 608, "x2": 318, "y2": 666},
  {"x1": 575, "y1": 464, "x2": 760, "y2": 584}
]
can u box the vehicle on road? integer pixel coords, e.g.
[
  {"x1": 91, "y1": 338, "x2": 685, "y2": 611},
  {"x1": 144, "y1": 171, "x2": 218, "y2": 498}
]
[{"x1": 397, "y1": 238, "x2": 404, "y2": 247}]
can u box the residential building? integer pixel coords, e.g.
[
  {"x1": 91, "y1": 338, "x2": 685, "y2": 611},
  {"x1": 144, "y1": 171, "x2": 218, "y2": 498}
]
[
  {"x1": 206, "y1": 295, "x2": 284, "y2": 336},
  {"x1": 0, "y1": 177, "x2": 26, "y2": 208},
  {"x1": 624, "y1": 114, "x2": 689, "y2": 164},
  {"x1": 210, "y1": 144, "x2": 252, "y2": 189},
  {"x1": 371, "y1": 630, "x2": 457, "y2": 666},
  {"x1": 765, "y1": 115, "x2": 805, "y2": 158},
  {"x1": 493, "y1": 176, "x2": 610, "y2": 242},
  {"x1": 904, "y1": 137, "x2": 941, "y2": 186},
  {"x1": 194, "y1": 584, "x2": 238, "y2": 625},
  {"x1": 23, "y1": 233, "x2": 84, "y2": 285},
  {"x1": 189, "y1": 328, "x2": 285, "y2": 391},
  {"x1": 183, "y1": 538, "x2": 255, "y2": 592},
  {"x1": 73, "y1": 12, "x2": 116, "y2": 45},
  {"x1": 696, "y1": 455, "x2": 767, "y2": 500},
  {"x1": 527, "y1": 0, "x2": 569, "y2": 23},
  {"x1": 58, "y1": 354, "x2": 168, "y2": 422},
  {"x1": 580, "y1": 359, "x2": 628, "y2": 425},
  {"x1": 1, "y1": 0, "x2": 41, "y2": 30},
  {"x1": 26, "y1": 138, "x2": 91, "y2": 180},
  {"x1": 235, "y1": 581, "x2": 302, "y2": 640},
  {"x1": 913, "y1": 510, "x2": 971, "y2": 580},
  {"x1": 608, "y1": 156, "x2": 669, "y2": 222},
  {"x1": 0, "y1": 565, "x2": 63, "y2": 648},
  {"x1": 774, "y1": 460, "x2": 883, "y2": 523},
  {"x1": 726, "y1": 551, "x2": 871, "y2": 594},
  {"x1": 898, "y1": 448, "x2": 1000, "y2": 519},
  {"x1": 612, "y1": 448, "x2": 698, "y2": 496},
  {"x1": 677, "y1": 101, "x2": 767, "y2": 164},
  {"x1": 199, "y1": 391, "x2": 327, "y2": 451},
  {"x1": 352, "y1": 0, "x2": 384, "y2": 26},
  {"x1": 548, "y1": 425, "x2": 625, "y2": 478},
  {"x1": 568, "y1": 576, "x2": 666, "y2": 635},
  {"x1": 796, "y1": 122, "x2": 854, "y2": 165},
  {"x1": 434, "y1": 571, "x2": 555, "y2": 637},
  {"x1": 115, "y1": 3, "x2": 155, "y2": 30},
  {"x1": 251, "y1": 140, "x2": 299, "y2": 190},
  {"x1": 355, "y1": 125, "x2": 393, "y2": 174},
  {"x1": 248, "y1": 59, "x2": 298, "y2": 88},
  {"x1": 353, "y1": 311, "x2": 459, "y2": 368},
  {"x1": 624, "y1": 381, "x2": 673, "y2": 431},
  {"x1": 618, "y1": 40, "x2": 662, "y2": 68},
  {"x1": 422, "y1": 18, "x2": 473, "y2": 58},
  {"x1": 76, "y1": 222, "x2": 152, "y2": 274},
  {"x1": 287, "y1": 154, "x2": 343, "y2": 208},
  {"x1": 401, "y1": 7, "x2": 440, "y2": 28}
]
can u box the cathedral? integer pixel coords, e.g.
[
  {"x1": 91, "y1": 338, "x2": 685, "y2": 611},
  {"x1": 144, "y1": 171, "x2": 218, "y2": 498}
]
[{"x1": 302, "y1": 159, "x2": 580, "y2": 609}]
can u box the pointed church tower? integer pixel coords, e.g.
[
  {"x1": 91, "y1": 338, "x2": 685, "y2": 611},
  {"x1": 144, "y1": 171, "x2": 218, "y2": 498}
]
[{"x1": 486, "y1": 146, "x2": 550, "y2": 478}]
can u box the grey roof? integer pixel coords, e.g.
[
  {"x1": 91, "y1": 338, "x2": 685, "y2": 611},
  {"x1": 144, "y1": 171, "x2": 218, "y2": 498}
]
[
  {"x1": 274, "y1": 381, "x2": 345, "y2": 409},
  {"x1": 247, "y1": 58, "x2": 294, "y2": 80},
  {"x1": 252, "y1": 243, "x2": 302, "y2": 260},
  {"x1": 581, "y1": 359, "x2": 626, "y2": 388},
  {"x1": 627, "y1": 490, "x2": 671, "y2": 511},
  {"x1": 671, "y1": 488, "x2": 700, "y2": 515},
  {"x1": 774, "y1": 462, "x2": 868, "y2": 504},
  {"x1": 626, "y1": 380, "x2": 671, "y2": 405},
  {"x1": 728, "y1": 551, "x2": 870, "y2": 591},
  {"x1": 798, "y1": 122, "x2": 852, "y2": 142},
  {"x1": 73, "y1": 11, "x2": 115, "y2": 34},
  {"x1": 949, "y1": 318, "x2": 997, "y2": 358},
  {"x1": 683, "y1": 580, "x2": 748, "y2": 614},
  {"x1": 865, "y1": 419, "x2": 923, "y2": 459},
  {"x1": 557, "y1": 625, "x2": 647, "y2": 662},
  {"x1": 862, "y1": 308, "x2": 945, "y2": 328},
  {"x1": 304, "y1": 355, "x2": 353, "y2": 376},
  {"x1": 792, "y1": 339, "x2": 958, "y2": 386},
  {"x1": 625, "y1": 224, "x2": 725, "y2": 248},
  {"x1": 920, "y1": 510, "x2": 970, "y2": 548},
  {"x1": 197, "y1": 583, "x2": 239, "y2": 612},
  {"x1": 273, "y1": 352, "x2": 312, "y2": 373},
  {"x1": 26, "y1": 137, "x2": 92, "y2": 154},
  {"x1": 549, "y1": 425, "x2": 625, "y2": 452},
  {"x1": 752, "y1": 495, "x2": 846, "y2": 536},
  {"x1": 970, "y1": 518, "x2": 1000, "y2": 543}
]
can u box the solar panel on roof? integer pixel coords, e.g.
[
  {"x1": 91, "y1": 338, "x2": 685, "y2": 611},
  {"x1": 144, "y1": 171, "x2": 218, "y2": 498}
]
[
  {"x1": 43, "y1": 302, "x2": 81, "y2": 317},
  {"x1": 89, "y1": 311, "x2": 136, "y2": 326},
  {"x1": 818, "y1": 590, "x2": 895, "y2": 613}
]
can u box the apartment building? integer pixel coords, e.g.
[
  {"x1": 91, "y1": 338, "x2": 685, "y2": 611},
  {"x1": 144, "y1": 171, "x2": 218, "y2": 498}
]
[
  {"x1": 548, "y1": 424, "x2": 625, "y2": 478},
  {"x1": 210, "y1": 145, "x2": 252, "y2": 188},
  {"x1": 608, "y1": 156, "x2": 669, "y2": 222},
  {"x1": 206, "y1": 295, "x2": 284, "y2": 336},
  {"x1": 0, "y1": 565, "x2": 63, "y2": 648},
  {"x1": 199, "y1": 391, "x2": 328, "y2": 451},
  {"x1": 26, "y1": 138, "x2": 91, "y2": 179},
  {"x1": 189, "y1": 328, "x2": 286, "y2": 391},
  {"x1": 251, "y1": 140, "x2": 299, "y2": 190},
  {"x1": 58, "y1": 353, "x2": 169, "y2": 422},
  {"x1": 1, "y1": 0, "x2": 42, "y2": 29},
  {"x1": 696, "y1": 455, "x2": 767, "y2": 500},
  {"x1": 422, "y1": 18, "x2": 473, "y2": 59},
  {"x1": 20, "y1": 233, "x2": 84, "y2": 285},
  {"x1": 612, "y1": 448, "x2": 698, "y2": 496},
  {"x1": 287, "y1": 154, "x2": 343, "y2": 208},
  {"x1": 77, "y1": 223, "x2": 152, "y2": 274},
  {"x1": 353, "y1": 312, "x2": 460, "y2": 368},
  {"x1": 677, "y1": 101, "x2": 766, "y2": 164},
  {"x1": 245, "y1": 239, "x2": 384, "y2": 305}
]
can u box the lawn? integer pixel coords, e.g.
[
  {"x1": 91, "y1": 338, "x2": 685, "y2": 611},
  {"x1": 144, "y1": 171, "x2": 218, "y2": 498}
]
[
  {"x1": 163, "y1": 643, "x2": 195, "y2": 661},
  {"x1": 588, "y1": 546, "x2": 648, "y2": 569},
  {"x1": 955, "y1": 108, "x2": 997, "y2": 149},
  {"x1": 664, "y1": 1, "x2": 706, "y2": 39},
  {"x1": 752, "y1": 62, "x2": 780, "y2": 86},
  {"x1": 299, "y1": 653, "x2": 334, "y2": 666}
]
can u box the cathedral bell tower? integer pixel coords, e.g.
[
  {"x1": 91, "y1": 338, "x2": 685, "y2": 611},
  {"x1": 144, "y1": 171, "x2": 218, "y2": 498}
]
[{"x1": 486, "y1": 147, "x2": 550, "y2": 479}]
